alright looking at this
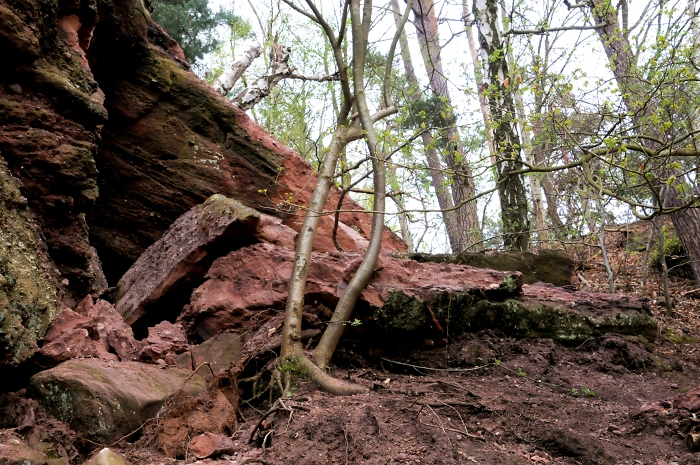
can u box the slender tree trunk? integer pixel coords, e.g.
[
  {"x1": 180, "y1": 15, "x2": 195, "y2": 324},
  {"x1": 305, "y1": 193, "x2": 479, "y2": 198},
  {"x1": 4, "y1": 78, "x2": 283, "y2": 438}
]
[
  {"x1": 589, "y1": 0, "x2": 700, "y2": 285},
  {"x1": 461, "y1": 1, "x2": 498, "y2": 167},
  {"x1": 473, "y1": 0, "x2": 530, "y2": 251},
  {"x1": 390, "y1": 0, "x2": 462, "y2": 252},
  {"x1": 410, "y1": 0, "x2": 482, "y2": 251},
  {"x1": 313, "y1": 0, "x2": 389, "y2": 369}
]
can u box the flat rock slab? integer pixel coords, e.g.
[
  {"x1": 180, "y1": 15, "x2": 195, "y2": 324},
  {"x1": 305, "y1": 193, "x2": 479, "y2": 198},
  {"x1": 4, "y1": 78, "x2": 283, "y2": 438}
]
[
  {"x1": 113, "y1": 194, "x2": 295, "y2": 335},
  {"x1": 28, "y1": 359, "x2": 206, "y2": 443},
  {"x1": 181, "y1": 243, "x2": 523, "y2": 340},
  {"x1": 175, "y1": 331, "x2": 241, "y2": 378},
  {"x1": 405, "y1": 249, "x2": 575, "y2": 286},
  {"x1": 182, "y1": 243, "x2": 656, "y2": 345},
  {"x1": 447, "y1": 283, "x2": 658, "y2": 343}
]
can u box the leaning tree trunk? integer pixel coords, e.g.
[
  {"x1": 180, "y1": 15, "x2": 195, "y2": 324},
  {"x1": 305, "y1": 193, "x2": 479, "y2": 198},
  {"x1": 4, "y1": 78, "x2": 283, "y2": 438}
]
[
  {"x1": 473, "y1": 0, "x2": 530, "y2": 251},
  {"x1": 410, "y1": 0, "x2": 482, "y2": 251},
  {"x1": 589, "y1": 0, "x2": 700, "y2": 285},
  {"x1": 390, "y1": 0, "x2": 463, "y2": 252}
]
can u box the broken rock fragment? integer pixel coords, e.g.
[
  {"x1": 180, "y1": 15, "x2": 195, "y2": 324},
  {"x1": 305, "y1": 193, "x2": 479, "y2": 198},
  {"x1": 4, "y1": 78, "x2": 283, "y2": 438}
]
[
  {"x1": 188, "y1": 432, "x2": 236, "y2": 459},
  {"x1": 112, "y1": 194, "x2": 297, "y2": 337},
  {"x1": 37, "y1": 296, "x2": 144, "y2": 366}
]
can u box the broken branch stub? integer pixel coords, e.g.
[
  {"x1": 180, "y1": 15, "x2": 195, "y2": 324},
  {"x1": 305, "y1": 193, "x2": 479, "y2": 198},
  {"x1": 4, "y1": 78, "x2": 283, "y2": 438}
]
[
  {"x1": 212, "y1": 44, "x2": 262, "y2": 96},
  {"x1": 233, "y1": 43, "x2": 292, "y2": 111}
]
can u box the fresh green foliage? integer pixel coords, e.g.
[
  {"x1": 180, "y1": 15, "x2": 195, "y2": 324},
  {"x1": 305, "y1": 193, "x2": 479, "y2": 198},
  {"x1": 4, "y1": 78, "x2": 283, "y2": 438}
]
[{"x1": 151, "y1": 0, "x2": 245, "y2": 65}]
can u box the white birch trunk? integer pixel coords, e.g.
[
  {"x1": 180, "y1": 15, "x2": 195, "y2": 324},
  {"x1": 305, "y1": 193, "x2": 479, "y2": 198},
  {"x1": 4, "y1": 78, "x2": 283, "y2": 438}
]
[
  {"x1": 233, "y1": 43, "x2": 292, "y2": 111},
  {"x1": 212, "y1": 44, "x2": 262, "y2": 96}
]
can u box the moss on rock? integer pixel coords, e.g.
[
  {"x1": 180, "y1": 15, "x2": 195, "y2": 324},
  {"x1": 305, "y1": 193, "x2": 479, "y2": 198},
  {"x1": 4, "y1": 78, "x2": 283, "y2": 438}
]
[
  {"x1": 373, "y1": 288, "x2": 658, "y2": 345},
  {"x1": 0, "y1": 158, "x2": 59, "y2": 366}
]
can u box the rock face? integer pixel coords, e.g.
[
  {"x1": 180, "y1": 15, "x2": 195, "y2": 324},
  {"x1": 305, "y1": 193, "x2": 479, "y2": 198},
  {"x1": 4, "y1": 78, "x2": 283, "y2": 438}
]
[
  {"x1": 87, "y1": 26, "x2": 404, "y2": 283},
  {"x1": 28, "y1": 358, "x2": 207, "y2": 443},
  {"x1": 180, "y1": 243, "x2": 657, "y2": 344},
  {"x1": 0, "y1": 0, "x2": 108, "y2": 306},
  {"x1": 0, "y1": 160, "x2": 59, "y2": 366}
]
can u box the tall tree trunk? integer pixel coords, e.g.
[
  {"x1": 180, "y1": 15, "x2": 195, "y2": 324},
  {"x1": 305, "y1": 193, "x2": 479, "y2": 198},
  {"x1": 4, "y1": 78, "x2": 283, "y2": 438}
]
[
  {"x1": 410, "y1": 0, "x2": 482, "y2": 251},
  {"x1": 390, "y1": 0, "x2": 462, "y2": 252},
  {"x1": 589, "y1": 0, "x2": 700, "y2": 285},
  {"x1": 473, "y1": 0, "x2": 530, "y2": 251}
]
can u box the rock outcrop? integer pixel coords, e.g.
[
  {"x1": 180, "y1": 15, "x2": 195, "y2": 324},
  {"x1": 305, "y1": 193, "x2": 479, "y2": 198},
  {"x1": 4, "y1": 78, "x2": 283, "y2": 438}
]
[
  {"x1": 180, "y1": 243, "x2": 657, "y2": 345},
  {"x1": 0, "y1": 0, "x2": 403, "y2": 361},
  {"x1": 0, "y1": 160, "x2": 60, "y2": 366},
  {"x1": 406, "y1": 249, "x2": 576, "y2": 286},
  {"x1": 28, "y1": 358, "x2": 207, "y2": 443},
  {"x1": 87, "y1": 24, "x2": 404, "y2": 283}
]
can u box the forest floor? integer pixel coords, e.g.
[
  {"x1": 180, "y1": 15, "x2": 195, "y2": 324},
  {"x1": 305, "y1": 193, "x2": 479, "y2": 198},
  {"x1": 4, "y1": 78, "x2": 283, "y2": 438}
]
[{"x1": 10, "y1": 222, "x2": 700, "y2": 465}]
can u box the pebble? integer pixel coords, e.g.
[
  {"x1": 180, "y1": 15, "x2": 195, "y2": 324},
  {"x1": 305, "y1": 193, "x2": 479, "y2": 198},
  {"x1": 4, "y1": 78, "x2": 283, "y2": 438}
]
[
  {"x1": 395, "y1": 453, "x2": 408, "y2": 460},
  {"x1": 7, "y1": 84, "x2": 22, "y2": 95},
  {"x1": 671, "y1": 383, "x2": 680, "y2": 389}
]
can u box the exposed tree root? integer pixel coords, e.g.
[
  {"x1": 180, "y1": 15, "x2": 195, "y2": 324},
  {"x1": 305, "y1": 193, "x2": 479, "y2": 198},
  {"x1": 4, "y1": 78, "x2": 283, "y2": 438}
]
[{"x1": 294, "y1": 354, "x2": 368, "y2": 396}]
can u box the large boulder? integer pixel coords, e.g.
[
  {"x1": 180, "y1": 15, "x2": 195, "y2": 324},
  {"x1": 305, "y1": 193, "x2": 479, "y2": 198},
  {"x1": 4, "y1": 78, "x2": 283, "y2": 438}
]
[
  {"x1": 111, "y1": 194, "x2": 295, "y2": 335},
  {"x1": 28, "y1": 359, "x2": 206, "y2": 443},
  {"x1": 180, "y1": 243, "x2": 657, "y2": 345},
  {"x1": 180, "y1": 242, "x2": 523, "y2": 341},
  {"x1": 0, "y1": 159, "x2": 60, "y2": 366}
]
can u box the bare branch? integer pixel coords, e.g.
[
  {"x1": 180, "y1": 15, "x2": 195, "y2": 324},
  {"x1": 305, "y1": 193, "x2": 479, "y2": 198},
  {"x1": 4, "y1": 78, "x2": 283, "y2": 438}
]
[{"x1": 504, "y1": 23, "x2": 608, "y2": 36}]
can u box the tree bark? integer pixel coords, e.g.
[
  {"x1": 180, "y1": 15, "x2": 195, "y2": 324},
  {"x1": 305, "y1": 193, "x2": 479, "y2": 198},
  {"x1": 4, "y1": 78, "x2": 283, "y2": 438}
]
[
  {"x1": 313, "y1": 0, "x2": 391, "y2": 369},
  {"x1": 212, "y1": 44, "x2": 262, "y2": 96},
  {"x1": 473, "y1": 0, "x2": 530, "y2": 251},
  {"x1": 589, "y1": 0, "x2": 700, "y2": 285},
  {"x1": 390, "y1": 0, "x2": 462, "y2": 252},
  {"x1": 410, "y1": 0, "x2": 482, "y2": 251},
  {"x1": 233, "y1": 43, "x2": 292, "y2": 111}
]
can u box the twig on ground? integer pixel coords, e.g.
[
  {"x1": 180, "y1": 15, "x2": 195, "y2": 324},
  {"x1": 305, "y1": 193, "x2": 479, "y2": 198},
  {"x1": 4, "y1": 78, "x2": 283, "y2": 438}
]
[{"x1": 380, "y1": 358, "x2": 493, "y2": 372}]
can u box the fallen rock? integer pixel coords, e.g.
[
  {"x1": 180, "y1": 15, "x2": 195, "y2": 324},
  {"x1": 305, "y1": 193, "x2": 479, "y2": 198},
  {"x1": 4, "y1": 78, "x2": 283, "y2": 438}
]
[
  {"x1": 0, "y1": 430, "x2": 49, "y2": 465},
  {"x1": 464, "y1": 283, "x2": 658, "y2": 343},
  {"x1": 188, "y1": 432, "x2": 236, "y2": 459},
  {"x1": 37, "y1": 296, "x2": 144, "y2": 366},
  {"x1": 0, "y1": 159, "x2": 59, "y2": 366},
  {"x1": 175, "y1": 331, "x2": 241, "y2": 377},
  {"x1": 181, "y1": 242, "x2": 522, "y2": 341},
  {"x1": 406, "y1": 249, "x2": 575, "y2": 286},
  {"x1": 139, "y1": 321, "x2": 189, "y2": 364},
  {"x1": 155, "y1": 390, "x2": 237, "y2": 459},
  {"x1": 674, "y1": 387, "x2": 700, "y2": 412},
  {"x1": 112, "y1": 194, "x2": 295, "y2": 336},
  {"x1": 28, "y1": 359, "x2": 206, "y2": 443},
  {"x1": 181, "y1": 243, "x2": 657, "y2": 345},
  {"x1": 83, "y1": 448, "x2": 130, "y2": 465}
]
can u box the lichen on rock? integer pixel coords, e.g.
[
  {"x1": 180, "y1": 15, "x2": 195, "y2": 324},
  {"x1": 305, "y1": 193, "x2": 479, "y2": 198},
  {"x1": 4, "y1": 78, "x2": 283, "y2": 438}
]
[{"x1": 0, "y1": 158, "x2": 59, "y2": 366}]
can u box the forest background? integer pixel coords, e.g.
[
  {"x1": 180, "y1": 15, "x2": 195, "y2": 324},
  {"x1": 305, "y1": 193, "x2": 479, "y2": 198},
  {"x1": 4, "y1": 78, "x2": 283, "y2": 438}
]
[{"x1": 149, "y1": 0, "x2": 700, "y2": 289}]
